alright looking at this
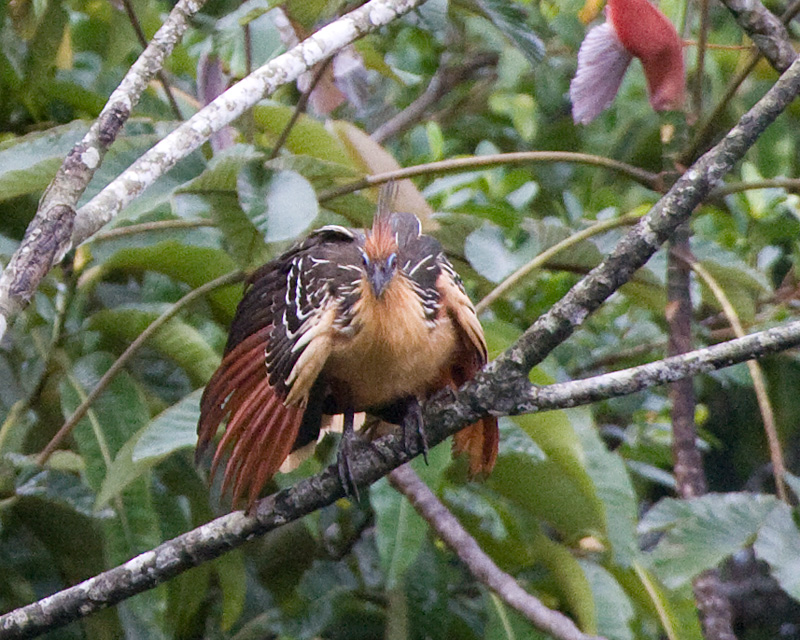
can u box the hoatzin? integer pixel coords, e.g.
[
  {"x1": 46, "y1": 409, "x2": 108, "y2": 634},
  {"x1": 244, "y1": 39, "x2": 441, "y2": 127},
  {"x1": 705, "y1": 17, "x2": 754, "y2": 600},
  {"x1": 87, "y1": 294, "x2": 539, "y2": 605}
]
[{"x1": 197, "y1": 201, "x2": 498, "y2": 508}]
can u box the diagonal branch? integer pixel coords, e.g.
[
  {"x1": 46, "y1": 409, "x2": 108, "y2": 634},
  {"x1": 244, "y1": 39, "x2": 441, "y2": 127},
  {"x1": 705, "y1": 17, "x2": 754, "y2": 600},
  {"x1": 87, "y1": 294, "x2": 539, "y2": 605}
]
[
  {"x1": 388, "y1": 465, "x2": 604, "y2": 640},
  {"x1": 4, "y1": 316, "x2": 800, "y2": 638},
  {"x1": 0, "y1": 0, "x2": 429, "y2": 343},
  {"x1": 493, "y1": 53, "x2": 800, "y2": 378},
  {"x1": 718, "y1": 0, "x2": 796, "y2": 72},
  {"x1": 0, "y1": 0, "x2": 206, "y2": 340},
  {"x1": 70, "y1": 0, "x2": 428, "y2": 246}
]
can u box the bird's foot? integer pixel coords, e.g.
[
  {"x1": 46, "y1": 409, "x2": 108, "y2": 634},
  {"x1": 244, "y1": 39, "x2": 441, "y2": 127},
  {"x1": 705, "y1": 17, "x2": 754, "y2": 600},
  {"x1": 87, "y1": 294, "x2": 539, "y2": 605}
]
[
  {"x1": 337, "y1": 428, "x2": 362, "y2": 501},
  {"x1": 402, "y1": 399, "x2": 428, "y2": 464}
]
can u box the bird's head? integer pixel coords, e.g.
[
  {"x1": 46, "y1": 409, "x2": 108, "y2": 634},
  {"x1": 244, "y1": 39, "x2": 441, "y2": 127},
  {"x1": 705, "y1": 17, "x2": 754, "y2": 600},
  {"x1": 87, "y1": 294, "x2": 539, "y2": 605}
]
[{"x1": 362, "y1": 211, "x2": 400, "y2": 299}]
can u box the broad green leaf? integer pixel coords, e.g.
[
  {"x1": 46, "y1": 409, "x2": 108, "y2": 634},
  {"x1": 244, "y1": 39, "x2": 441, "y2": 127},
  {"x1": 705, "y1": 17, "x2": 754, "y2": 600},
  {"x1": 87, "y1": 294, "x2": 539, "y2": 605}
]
[
  {"x1": 532, "y1": 532, "x2": 597, "y2": 632},
  {"x1": 570, "y1": 407, "x2": 638, "y2": 567},
  {"x1": 16, "y1": 469, "x2": 111, "y2": 519},
  {"x1": 215, "y1": 550, "x2": 247, "y2": 630},
  {"x1": 754, "y1": 502, "x2": 800, "y2": 600},
  {"x1": 631, "y1": 563, "x2": 703, "y2": 640},
  {"x1": 371, "y1": 442, "x2": 449, "y2": 587},
  {"x1": 134, "y1": 389, "x2": 203, "y2": 462},
  {"x1": 640, "y1": 492, "x2": 780, "y2": 588},
  {"x1": 61, "y1": 352, "x2": 167, "y2": 637},
  {"x1": 0, "y1": 121, "x2": 87, "y2": 201},
  {"x1": 471, "y1": 0, "x2": 545, "y2": 65},
  {"x1": 181, "y1": 143, "x2": 264, "y2": 193},
  {"x1": 101, "y1": 241, "x2": 242, "y2": 322},
  {"x1": 485, "y1": 593, "x2": 550, "y2": 640},
  {"x1": 253, "y1": 102, "x2": 353, "y2": 162},
  {"x1": 88, "y1": 307, "x2": 220, "y2": 387},
  {"x1": 238, "y1": 168, "x2": 319, "y2": 242},
  {"x1": 579, "y1": 560, "x2": 634, "y2": 640},
  {"x1": 96, "y1": 390, "x2": 202, "y2": 508}
]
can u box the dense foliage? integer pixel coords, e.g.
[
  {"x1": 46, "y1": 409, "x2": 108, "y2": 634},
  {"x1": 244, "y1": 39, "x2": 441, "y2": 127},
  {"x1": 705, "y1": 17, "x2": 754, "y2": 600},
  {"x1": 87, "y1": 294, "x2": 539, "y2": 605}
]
[{"x1": 2, "y1": 0, "x2": 800, "y2": 638}]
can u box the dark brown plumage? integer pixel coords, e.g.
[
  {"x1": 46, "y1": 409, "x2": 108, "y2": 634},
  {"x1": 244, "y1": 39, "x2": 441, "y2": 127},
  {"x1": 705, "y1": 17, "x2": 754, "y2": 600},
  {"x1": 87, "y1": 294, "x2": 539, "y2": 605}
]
[{"x1": 197, "y1": 201, "x2": 498, "y2": 508}]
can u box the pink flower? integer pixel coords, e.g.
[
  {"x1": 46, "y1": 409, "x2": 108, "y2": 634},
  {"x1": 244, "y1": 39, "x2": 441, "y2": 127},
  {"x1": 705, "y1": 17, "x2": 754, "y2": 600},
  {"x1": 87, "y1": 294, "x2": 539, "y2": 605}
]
[{"x1": 570, "y1": 0, "x2": 685, "y2": 124}]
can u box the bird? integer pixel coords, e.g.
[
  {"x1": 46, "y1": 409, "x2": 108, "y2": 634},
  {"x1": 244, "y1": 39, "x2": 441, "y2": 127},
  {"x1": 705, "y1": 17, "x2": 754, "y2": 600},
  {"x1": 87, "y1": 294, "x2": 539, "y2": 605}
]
[{"x1": 196, "y1": 195, "x2": 498, "y2": 509}]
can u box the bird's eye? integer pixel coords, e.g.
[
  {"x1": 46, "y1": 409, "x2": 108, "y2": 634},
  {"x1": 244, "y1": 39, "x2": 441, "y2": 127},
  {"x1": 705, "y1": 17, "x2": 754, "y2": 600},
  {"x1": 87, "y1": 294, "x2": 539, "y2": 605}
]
[{"x1": 387, "y1": 253, "x2": 397, "y2": 270}]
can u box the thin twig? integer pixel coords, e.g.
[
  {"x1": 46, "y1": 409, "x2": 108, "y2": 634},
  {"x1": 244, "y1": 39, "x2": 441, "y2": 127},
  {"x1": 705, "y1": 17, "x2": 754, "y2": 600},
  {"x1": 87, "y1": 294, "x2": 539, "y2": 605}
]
[
  {"x1": 689, "y1": 258, "x2": 787, "y2": 502},
  {"x1": 318, "y1": 152, "x2": 663, "y2": 202},
  {"x1": 388, "y1": 465, "x2": 603, "y2": 640},
  {"x1": 692, "y1": 0, "x2": 711, "y2": 120},
  {"x1": 36, "y1": 270, "x2": 244, "y2": 465},
  {"x1": 268, "y1": 56, "x2": 335, "y2": 161},
  {"x1": 119, "y1": 0, "x2": 183, "y2": 120},
  {"x1": 91, "y1": 219, "x2": 215, "y2": 242},
  {"x1": 371, "y1": 53, "x2": 498, "y2": 144},
  {"x1": 475, "y1": 212, "x2": 642, "y2": 314}
]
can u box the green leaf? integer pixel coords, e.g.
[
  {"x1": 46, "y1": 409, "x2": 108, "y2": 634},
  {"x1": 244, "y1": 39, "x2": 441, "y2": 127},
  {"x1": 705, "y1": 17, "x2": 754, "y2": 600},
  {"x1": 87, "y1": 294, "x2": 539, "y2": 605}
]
[
  {"x1": 88, "y1": 307, "x2": 220, "y2": 387},
  {"x1": 531, "y1": 533, "x2": 597, "y2": 633},
  {"x1": 238, "y1": 168, "x2": 319, "y2": 242},
  {"x1": 215, "y1": 550, "x2": 247, "y2": 630},
  {"x1": 61, "y1": 352, "x2": 167, "y2": 636},
  {"x1": 96, "y1": 390, "x2": 202, "y2": 508},
  {"x1": 579, "y1": 560, "x2": 634, "y2": 640},
  {"x1": 753, "y1": 502, "x2": 800, "y2": 600},
  {"x1": 491, "y1": 410, "x2": 606, "y2": 540},
  {"x1": 371, "y1": 442, "x2": 449, "y2": 588},
  {"x1": 632, "y1": 563, "x2": 703, "y2": 640},
  {"x1": 134, "y1": 389, "x2": 203, "y2": 462},
  {"x1": 570, "y1": 407, "x2": 639, "y2": 567},
  {"x1": 471, "y1": 0, "x2": 545, "y2": 65},
  {"x1": 0, "y1": 121, "x2": 88, "y2": 201},
  {"x1": 640, "y1": 492, "x2": 780, "y2": 588},
  {"x1": 485, "y1": 592, "x2": 550, "y2": 640},
  {"x1": 101, "y1": 241, "x2": 242, "y2": 322},
  {"x1": 253, "y1": 102, "x2": 354, "y2": 163}
]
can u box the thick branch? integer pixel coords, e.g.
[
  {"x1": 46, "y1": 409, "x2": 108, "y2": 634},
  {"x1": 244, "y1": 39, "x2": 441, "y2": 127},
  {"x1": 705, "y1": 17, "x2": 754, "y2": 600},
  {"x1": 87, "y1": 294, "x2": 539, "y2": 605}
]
[
  {"x1": 718, "y1": 0, "x2": 796, "y2": 72},
  {"x1": 4, "y1": 318, "x2": 800, "y2": 638},
  {"x1": 70, "y1": 0, "x2": 428, "y2": 246},
  {"x1": 388, "y1": 465, "x2": 603, "y2": 640},
  {"x1": 494, "y1": 54, "x2": 800, "y2": 378},
  {"x1": 0, "y1": 0, "x2": 205, "y2": 340}
]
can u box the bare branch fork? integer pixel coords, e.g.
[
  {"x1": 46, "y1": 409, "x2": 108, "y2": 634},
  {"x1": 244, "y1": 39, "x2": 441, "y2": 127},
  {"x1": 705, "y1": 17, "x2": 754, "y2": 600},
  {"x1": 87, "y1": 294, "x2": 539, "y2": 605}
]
[{"x1": 0, "y1": 0, "x2": 430, "y2": 341}]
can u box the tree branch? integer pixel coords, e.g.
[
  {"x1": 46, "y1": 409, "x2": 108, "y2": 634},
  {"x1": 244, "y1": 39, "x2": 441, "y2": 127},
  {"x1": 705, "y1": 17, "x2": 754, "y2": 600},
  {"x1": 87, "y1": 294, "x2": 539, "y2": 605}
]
[
  {"x1": 4, "y1": 316, "x2": 800, "y2": 637},
  {"x1": 387, "y1": 465, "x2": 604, "y2": 640},
  {"x1": 0, "y1": 0, "x2": 205, "y2": 341},
  {"x1": 0, "y1": 0, "x2": 428, "y2": 342},
  {"x1": 493, "y1": 53, "x2": 800, "y2": 378},
  {"x1": 70, "y1": 0, "x2": 428, "y2": 247},
  {"x1": 718, "y1": 0, "x2": 795, "y2": 72}
]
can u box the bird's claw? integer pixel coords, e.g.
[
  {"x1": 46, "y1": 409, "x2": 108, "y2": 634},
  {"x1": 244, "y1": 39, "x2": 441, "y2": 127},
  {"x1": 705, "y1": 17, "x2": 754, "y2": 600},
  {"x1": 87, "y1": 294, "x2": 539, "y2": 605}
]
[
  {"x1": 337, "y1": 429, "x2": 361, "y2": 501},
  {"x1": 402, "y1": 402, "x2": 429, "y2": 464}
]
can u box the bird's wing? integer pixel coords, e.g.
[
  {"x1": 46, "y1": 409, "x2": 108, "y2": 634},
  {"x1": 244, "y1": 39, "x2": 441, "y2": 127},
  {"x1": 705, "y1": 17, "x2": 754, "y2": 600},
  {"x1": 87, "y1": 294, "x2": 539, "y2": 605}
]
[
  {"x1": 197, "y1": 225, "x2": 359, "y2": 508},
  {"x1": 436, "y1": 259, "x2": 499, "y2": 476}
]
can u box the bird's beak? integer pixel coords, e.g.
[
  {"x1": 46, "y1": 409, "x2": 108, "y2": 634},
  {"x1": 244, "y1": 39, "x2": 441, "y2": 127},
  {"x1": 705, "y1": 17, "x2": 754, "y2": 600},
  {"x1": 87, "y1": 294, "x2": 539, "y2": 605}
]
[{"x1": 367, "y1": 259, "x2": 394, "y2": 298}]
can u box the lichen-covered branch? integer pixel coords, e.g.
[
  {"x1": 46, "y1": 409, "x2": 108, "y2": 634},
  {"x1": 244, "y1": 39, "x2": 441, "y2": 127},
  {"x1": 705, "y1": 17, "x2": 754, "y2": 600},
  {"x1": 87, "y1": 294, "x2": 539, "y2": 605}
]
[
  {"x1": 0, "y1": 0, "x2": 205, "y2": 340},
  {"x1": 70, "y1": 0, "x2": 429, "y2": 247},
  {"x1": 718, "y1": 0, "x2": 795, "y2": 72},
  {"x1": 493, "y1": 53, "x2": 800, "y2": 378},
  {"x1": 4, "y1": 316, "x2": 800, "y2": 638},
  {"x1": 388, "y1": 465, "x2": 604, "y2": 640}
]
